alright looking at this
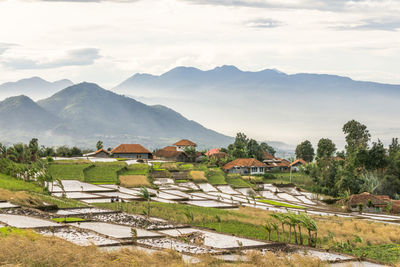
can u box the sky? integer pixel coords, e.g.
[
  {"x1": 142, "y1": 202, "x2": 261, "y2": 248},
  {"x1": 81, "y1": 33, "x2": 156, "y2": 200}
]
[{"x1": 0, "y1": 0, "x2": 400, "y2": 147}]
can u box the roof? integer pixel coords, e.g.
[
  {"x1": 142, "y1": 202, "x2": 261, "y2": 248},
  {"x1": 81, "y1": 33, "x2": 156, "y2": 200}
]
[
  {"x1": 111, "y1": 144, "x2": 151, "y2": 154},
  {"x1": 83, "y1": 148, "x2": 110, "y2": 157},
  {"x1": 163, "y1": 146, "x2": 177, "y2": 151},
  {"x1": 222, "y1": 158, "x2": 267, "y2": 170},
  {"x1": 173, "y1": 139, "x2": 197, "y2": 147},
  {"x1": 205, "y1": 148, "x2": 220, "y2": 156},
  {"x1": 289, "y1": 158, "x2": 308, "y2": 167},
  {"x1": 210, "y1": 152, "x2": 227, "y2": 159},
  {"x1": 154, "y1": 149, "x2": 186, "y2": 159},
  {"x1": 348, "y1": 192, "x2": 388, "y2": 207},
  {"x1": 263, "y1": 152, "x2": 275, "y2": 160}
]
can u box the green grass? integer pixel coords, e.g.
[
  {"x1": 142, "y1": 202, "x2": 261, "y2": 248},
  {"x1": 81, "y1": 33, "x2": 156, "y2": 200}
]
[
  {"x1": 258, "y1": 199, "x2": 306, "y2": 209},
  {"x1": 175, "y1": 179, "x2": 189, "y2": 183},
  {"x1": 0, "y1": 173, "x2": 43, "y2": 193},
  {"x1": 51, "y1": 217, "x2": 86, "y2": 223},
  {"x1": 179, "y1": 164, "x2": 194, "y2": 170},
  {"x1": 339, "y1": 244, "x2": 400, "y2": 264},
  {"x1": 193, "y1": 164, "x2": 208, "y2": 172},
  {"x1": 49, "y1": 163, "x2": 91, "y2": 181},
  {"x1": 206, "y1": 169, "x2": 227, "y2": 185},
  {"x1": 119, "y1": 164, "x2": 148, "y2": 175},
  {"x1": 0, "y1": 227, "x2": 34, "y2": 237},
  {"x1": 226, "y1": 174, "x2": 252, "y2": 188},
  {"x1": 30, "y1": 192, "x2": 89, "y2": 208},
  {"x1": 84, "y1": 162, "x2": 126, "y2": 183}
]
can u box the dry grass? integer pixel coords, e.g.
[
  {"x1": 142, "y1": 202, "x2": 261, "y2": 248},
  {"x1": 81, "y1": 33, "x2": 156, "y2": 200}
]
[
  {"x1": 119, "y1": 175, "x2": 150, "y2": 187},
  {"x1": 242, "y1": 176, "x2": 263, "y2": 182},
  {"x1": 233, "y1": 206, "x2": 400, "y2": 247},
  {"x1": 0, "y1": 229, "x2": 326, "y2": 267},
  {"x1": 0, "y1": 188, "x2": 44, "y2": 207},
  {"x1": 189, "y1": 171, "x2": 207, "y2": 182},
  {"x1": 161, "y1": 162, "x2": 179, "y2": 170}
]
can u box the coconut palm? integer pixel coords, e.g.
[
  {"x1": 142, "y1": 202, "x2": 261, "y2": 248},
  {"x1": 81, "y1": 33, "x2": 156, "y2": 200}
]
[
  {"x1": 298, "y1": 213, "x2": 318, "y2": 247},
  {"x1": 270, "y1": 214, "x2": 285, "y2": 242}
]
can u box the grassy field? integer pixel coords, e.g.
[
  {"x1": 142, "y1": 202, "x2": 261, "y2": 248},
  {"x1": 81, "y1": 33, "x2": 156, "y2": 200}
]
[
  {"x1": 206, "y1": 169, "x2": 227, "y2": 185},
  {"x1": 226, "y1": 174, "x2": 252, "y2": 188},
  {"x1": 49, "y1": 163, "x2": 92, "y2": 181},
  {"x1": 0, "y1": 173, "x2": 43, "y2": 193},
  {"x1": 30, "y1": 192, "x2": 89, "y2": 208},
  {"x1": 84, "y1": 162, "x2": 126, "y2": 184},
  {"x1": 95, "y1": 201, "x2": 400, "y2": 264},
  {"x1": 119, "y1": 164, "x2": 148, "y2": 175}
]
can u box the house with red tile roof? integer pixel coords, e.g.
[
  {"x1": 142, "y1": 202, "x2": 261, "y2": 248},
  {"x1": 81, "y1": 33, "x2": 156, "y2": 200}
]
[
  {"x1": 348, "y1": 192, "x2": 388, "y2": 213},
  {"x1": 262, "y1": 152, "x2": 290, "y2": 171},
  {"x1": 111, "y1": 144, "x2": 153, "y2": 159},
  {"x1": 173, "y1": 139, "x2": 197, "y2": 151},
  {"x1": 83, "y1": 148, "x2": 110, "y2": 158},
  {"x1": 222, "y1": 158, "x2": 267, "y2": 175},
  {"x1": 154, "y1": 146, "x2": 189, "y2": 162},
  {"x1": 289, "y1": 158, "x2": 308, "y2": 171}
]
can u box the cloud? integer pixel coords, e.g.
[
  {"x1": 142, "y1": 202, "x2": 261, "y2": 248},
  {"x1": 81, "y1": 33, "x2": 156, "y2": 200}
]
[
  {"x1": 334, "y1": 18, "x2": 400, "y2": 31},
  {"x1": 0, "y1": 43, "x2": 17, "y2": 55},
  {"x1": 36, "y1": 0, "x2": 139, "y2": 2},
  {"x1": 182, "y1": 0, "x2": 365, "y2": 11},
  {"x1": 1, "y1": 48, "x2": 101, "y2": 69},
  {"x1": 245, "y1": 18, "x2": 283, "y2": 28}
]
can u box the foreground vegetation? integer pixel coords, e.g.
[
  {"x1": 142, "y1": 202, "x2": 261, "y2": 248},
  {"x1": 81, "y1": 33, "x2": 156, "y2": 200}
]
[
  {"x1": 0, "y1": 227, "x2": 325, "y2": 267},
  {"x1": 96, "y1": 201, "x2": 400, "y2": 264}
]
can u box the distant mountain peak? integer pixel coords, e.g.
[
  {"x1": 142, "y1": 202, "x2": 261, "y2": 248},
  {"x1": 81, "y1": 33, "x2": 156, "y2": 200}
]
[{"x1": 211, "y1": 65, "x2": 241, "y2": 72}]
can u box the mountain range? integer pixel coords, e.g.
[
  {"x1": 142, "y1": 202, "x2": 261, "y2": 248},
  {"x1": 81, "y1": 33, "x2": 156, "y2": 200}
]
[
  {"x1": 0, "y1": 77, "x2": 73, "y2": 101},
  {"x1": 0, "y1": 83, "x2": 233, "y2": 149},
  {"x1": 114, "y1": 65, "x2": 400, "y2": 148}
]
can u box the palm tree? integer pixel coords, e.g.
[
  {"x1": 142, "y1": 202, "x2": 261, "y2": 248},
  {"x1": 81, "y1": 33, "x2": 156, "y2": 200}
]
[
  {"x1": 139, "y1": 187, "x2": 151, "y2": 218},
  {"x1": 298, "y1": 213, "x2": 318, "y2": 247},
  {"x1": 265, "y1": 221, "x2": 273, "y2": 241},
  {"x1": 270, "y1": 214, "x2": 285, "y2": 242},
  {"x1": 271, "y1": 222, "x2": 279, "y2": 242},
  {"x1": 286, "y1": 213, "x2": 298, "y2": 244}
]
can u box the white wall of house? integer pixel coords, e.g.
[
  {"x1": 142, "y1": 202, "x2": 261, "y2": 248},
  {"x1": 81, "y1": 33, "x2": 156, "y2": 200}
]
[{"x1": 250, "y1": 167, "x2": 265, "y2": 175}]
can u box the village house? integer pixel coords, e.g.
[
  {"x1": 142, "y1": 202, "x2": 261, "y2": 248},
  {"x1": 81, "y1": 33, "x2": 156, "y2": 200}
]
[
  {"x1": 262, "y1": 152, "x2": 290, "y2": 171},
  {"x1": 347, "y1": 192, "x2": 389, "y2": 213},
  {"x1": 222, "y1": 158, "x2": 267, "y2": 175},
  {"x1": 154, "y1": 146, "x2": 189, "y2": 162},
  {"x1": 83, "y1": 148, "x2": 110, "y2": 158},
  {"x1": 111, "y1": 144, "x2": 153, "y2": 159},
  {"x1": 289, "y1": 158, "x2": 308, "y2": 172},
  {"x1": 205, "y1": 148, "x2": 227, "y2": 159},
  {"x1": 173, "y1": 139, "x2": 197, "y2": 152}
]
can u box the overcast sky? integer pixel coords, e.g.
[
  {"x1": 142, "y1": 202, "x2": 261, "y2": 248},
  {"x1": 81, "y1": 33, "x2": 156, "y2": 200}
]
[
  {"x1": 1, "y1": 0, "x2": 400, "y2": 88},
  {"x1": 1, "y1": 0, "x2": 400, "y2": 147}
]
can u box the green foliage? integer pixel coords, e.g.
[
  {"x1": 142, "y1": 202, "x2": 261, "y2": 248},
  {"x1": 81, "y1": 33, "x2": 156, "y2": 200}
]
[
  {"x1": 316, "y1": 138, "x2": 336, "y2": 160},
  {"x1": 96, "y1": 140, "x2": 103, "y2": 150},
  {"x1": 343, "y1": 119, "x2": 370, "y2": 155},
  {"x1": 295, "y1": 140, "x2": 315, "y2": 163}
]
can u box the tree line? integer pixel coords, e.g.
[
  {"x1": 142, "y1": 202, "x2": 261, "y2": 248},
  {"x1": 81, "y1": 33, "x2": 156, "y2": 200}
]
[{"x1": 294, "y1": 120, "x2": 400, "y2": 198}]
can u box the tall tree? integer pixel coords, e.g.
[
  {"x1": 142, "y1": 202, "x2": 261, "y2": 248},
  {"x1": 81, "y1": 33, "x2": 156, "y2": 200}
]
[
  {"x1": 28, "y1": 138, "x2": 39, "y2": 162},
  {"x1": 316, "y1": 138, "x2": 336, "y2": 160},
  {"x1": 389, "y1": 138, "x2": 400, "y2": 157},
  {"x1": 295, "y1": 140, "x2": 315, "y2": 162},
  {"x1": 247, "y1": 139, "x2": 263, "y2": 161},
  {"x1": 96, "y1": 140, "x2": 104, "y2": 150},
  {"x1": 367, "y1": 140, "x2": 388, "y2": 170},
  {"x1": 260, "y1": 142, "x2": 276, "y2": 156},
  {"x1": 342, "y1": 120, "x2": 370, "y2": 155}
]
